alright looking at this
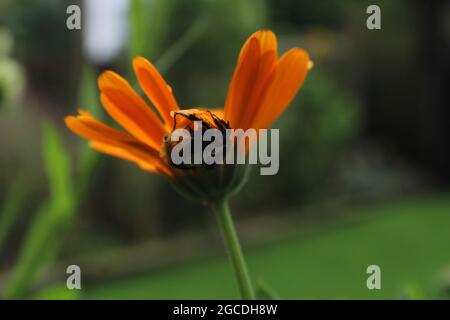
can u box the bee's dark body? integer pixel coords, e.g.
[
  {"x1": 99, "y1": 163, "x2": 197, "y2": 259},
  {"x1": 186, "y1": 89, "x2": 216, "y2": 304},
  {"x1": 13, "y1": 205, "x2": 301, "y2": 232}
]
[
  {"x1": 167, "y1": 111, "x2": 230, "y2": 170},
  {"x1": 172, "y1": 110, "x2": 230, "y2": 132}
]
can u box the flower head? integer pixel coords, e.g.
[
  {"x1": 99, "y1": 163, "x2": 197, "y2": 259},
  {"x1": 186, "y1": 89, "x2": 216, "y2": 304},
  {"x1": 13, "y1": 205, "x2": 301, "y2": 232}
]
[{"x1": 65, "y1": 30, "x2": 312, "y2": 201}]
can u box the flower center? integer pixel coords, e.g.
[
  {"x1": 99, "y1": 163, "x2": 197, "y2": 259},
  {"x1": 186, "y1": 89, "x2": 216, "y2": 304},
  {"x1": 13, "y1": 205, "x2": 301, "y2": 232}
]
[{"x1": 162, "y1": 109, "x2": 230, "y2": 169}]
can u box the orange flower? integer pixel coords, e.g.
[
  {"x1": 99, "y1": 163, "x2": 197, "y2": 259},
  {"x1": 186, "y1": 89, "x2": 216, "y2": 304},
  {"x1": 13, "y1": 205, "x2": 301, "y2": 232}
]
[{"x1": 65, "y1": 30, "x2": 312, "y2": 179}]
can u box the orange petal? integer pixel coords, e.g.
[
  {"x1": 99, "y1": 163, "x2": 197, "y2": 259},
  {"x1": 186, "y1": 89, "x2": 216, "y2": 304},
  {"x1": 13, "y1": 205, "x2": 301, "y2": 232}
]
[
  {"x1": 98, "y1": 71, "x2": 167, "y2": 151},
  {"x1": 90, "y1": 141, "x2": 172, "y2": 177},
  {"x1": 238, "y1": 30, "x2": 278, "y2": 62},
  {"x1": 65, "y1": 110, "x2": 170, "y2": 176},
  {"x1": 251, "y1": 48, "x2": 311, "y2": 130},
  {"x1": 133, "y1": 56, "x2": 180, "y2": 127},
  {"x1": 65, "y1": 110, "x2": 132, "y2": 144},
  {"x1": 224, "y1": 37, "x2": 261, "y2": 128},
  {"x1": 225, "y1": 30, "x2": 280, "y2": 129},
  {"x1": 239, "y1": 50, "x2": 277, "y2": 130}
]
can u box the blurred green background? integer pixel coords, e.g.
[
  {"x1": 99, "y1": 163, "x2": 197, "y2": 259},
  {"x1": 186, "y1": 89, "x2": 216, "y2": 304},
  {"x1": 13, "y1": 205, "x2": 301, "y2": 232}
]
[{"x1": 0, "y1": 0, "x2": 449, "y2": 299}]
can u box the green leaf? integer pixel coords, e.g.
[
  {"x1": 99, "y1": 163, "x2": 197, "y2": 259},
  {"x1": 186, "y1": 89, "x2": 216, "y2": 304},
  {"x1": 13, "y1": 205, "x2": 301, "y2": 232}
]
[
  {"x1": 42, "y1": 123, "x2": 74, "y2": 214},
  {"x1": 4, "y1": 123, "x2": 75, "y2": 299},
  {"x1": 0, "y1": 175, "x2": 26, "y2": 253},
  {"x1": 77, "y1": 64, "x2": 100, "y2": 117},
  {"x1": 129, "y1": 0, "x2": 144, "y2": 59}
]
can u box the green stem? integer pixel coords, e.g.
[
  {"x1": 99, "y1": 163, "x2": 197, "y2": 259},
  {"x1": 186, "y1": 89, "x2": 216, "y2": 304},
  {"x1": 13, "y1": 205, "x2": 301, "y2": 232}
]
[{"x1": 211, "y1": 199, "x2": 255, "y2": 300}]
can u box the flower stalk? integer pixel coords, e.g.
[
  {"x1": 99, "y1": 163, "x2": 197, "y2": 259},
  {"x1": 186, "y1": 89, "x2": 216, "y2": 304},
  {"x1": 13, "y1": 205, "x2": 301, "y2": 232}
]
[{"x1": 211, "y1": 198, "x2": 255, "y2": 300}]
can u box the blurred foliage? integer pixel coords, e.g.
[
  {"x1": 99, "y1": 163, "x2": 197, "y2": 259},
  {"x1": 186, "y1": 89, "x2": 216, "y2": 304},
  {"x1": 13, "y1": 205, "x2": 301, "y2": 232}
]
[
  {"x1": 269, "y1": 0, "x2": 344, "y2": 29},
  {"x1": 33, "y1": 283, "x2": 81, "y2": 300},
  {"x1": 0, "y1": 28, "x2": 24, "y2": 108},
  {"x1": 4, "y1": 124, "x2": 75, "y2": 298},
  {"x1": 2, "y1": 0, "x2": 70, "y2": 62},
  {"x1": 0, "y1": 57, "x2": 24, "y2": 108},
  {"x1": 255, "y1": 279, "x2": 280, "y2": 300},
  {"x1": 155, "y1": 16, "x2": 210, "y2": 75},
  {"x1": 281, "y1": 69, "x2": 360, "y2": 196},
  {"x1": 74, "y1": 65, "x2": 102, "y2": 201},
  {"x1": 399, "y1": 284, "x2": 427, "y2": 300},
  {"x1": 129, "y1": 0, "x2": 176, "y2": 60},
  {"x1": 0, "y1": 28, "x2": 13, "y2": 55},
  {"x1": 1, "y1": 0, "x2": 80, "y2": 103},
  {"x1": 0, "y1": 176, "x2": 26, "y2": 253},
  {"x1": 437, "y1": 266, "x2": 450, "y2": 300},
  {"x1": 201, "y1": 0, "x2": 268, "y2": 34}
]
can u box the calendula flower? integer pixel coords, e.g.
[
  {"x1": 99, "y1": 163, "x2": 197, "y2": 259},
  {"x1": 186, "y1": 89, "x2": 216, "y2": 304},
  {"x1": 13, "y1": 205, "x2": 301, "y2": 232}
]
[
  {"x1": 66, "y1": 30, "x2": 311, "y2": 198},
  {"x1": 65, "y1": 30, "x2": 312, "y2": 299}
]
